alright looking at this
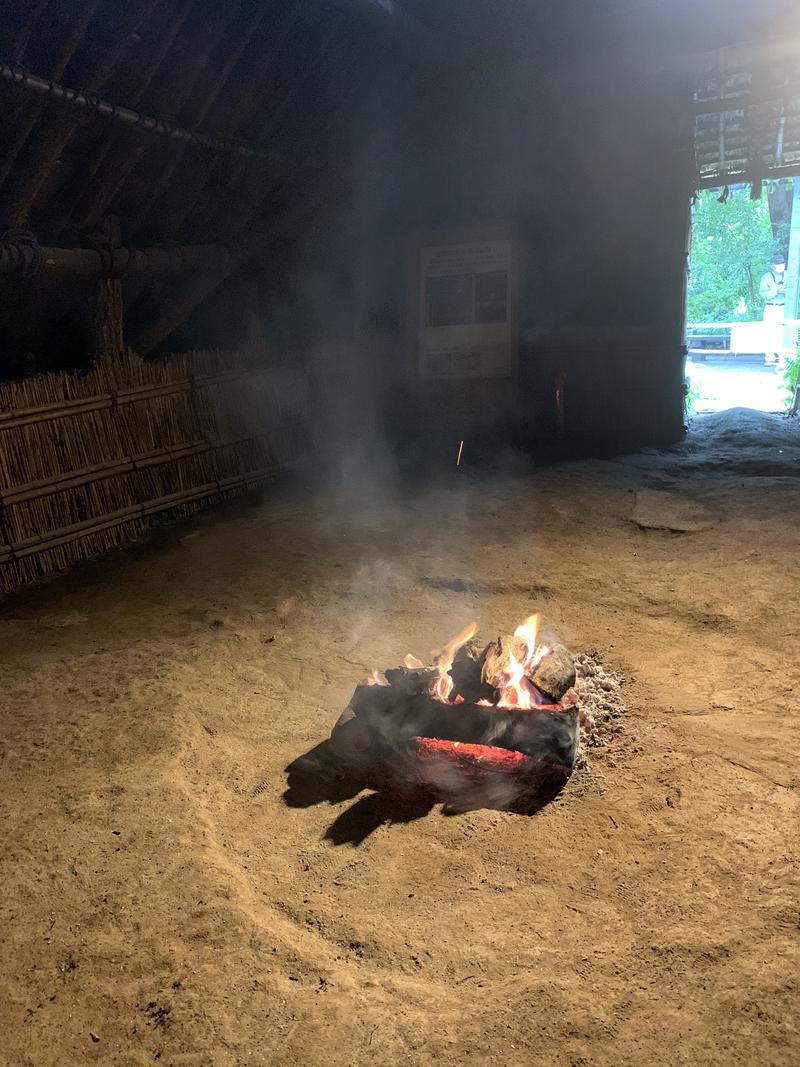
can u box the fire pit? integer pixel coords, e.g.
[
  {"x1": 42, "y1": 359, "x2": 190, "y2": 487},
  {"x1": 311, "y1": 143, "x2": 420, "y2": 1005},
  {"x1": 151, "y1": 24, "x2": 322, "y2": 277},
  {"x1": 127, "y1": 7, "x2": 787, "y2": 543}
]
[{"x1": 328, "y1": 616, "x2": 580, "y2": 810}]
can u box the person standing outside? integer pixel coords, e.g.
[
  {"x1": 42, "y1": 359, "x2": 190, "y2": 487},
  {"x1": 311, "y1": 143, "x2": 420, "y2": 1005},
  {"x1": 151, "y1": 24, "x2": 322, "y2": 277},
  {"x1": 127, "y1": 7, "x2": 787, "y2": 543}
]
[{"x1": 760, "y1": 253, "x2": 786, "y2": 364}]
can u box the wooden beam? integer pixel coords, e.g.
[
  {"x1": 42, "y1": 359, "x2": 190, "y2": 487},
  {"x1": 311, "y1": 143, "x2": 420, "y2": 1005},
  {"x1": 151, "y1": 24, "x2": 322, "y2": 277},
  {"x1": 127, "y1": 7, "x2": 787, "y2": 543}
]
[
  {"x1": 129, "y1": 5, "x2": 307, "y2": 250},
  {"x1": 695, "y1": 163, "x2": 800, "y2": 189},
  {"x1": 66, "y1": 5, "x2": 254, "y2": 237},
  {"x1": 0, "y1": 239, "x2": 230, "y2": 277},
  {"x1": 130, "y1": 196, "x2": 320, "y2": 356},
  {"x1": 8, "y1": 0, "x2": 50, "y2": 62},
  {"x1": 130, "y1": 30, "x2": 395, "y2": 355}
]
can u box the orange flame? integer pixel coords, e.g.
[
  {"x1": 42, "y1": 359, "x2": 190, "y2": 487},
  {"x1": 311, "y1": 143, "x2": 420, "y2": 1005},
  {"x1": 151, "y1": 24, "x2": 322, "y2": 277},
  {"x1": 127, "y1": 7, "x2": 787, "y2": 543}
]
[
  {"x1": 366, "y1": 616, "x2": 553, "y2": 708},
  {"x1": 514, "y1": 615, "x2": 550, "y2": 673},
  {"x1": 493, "y1": 614, "x2": 550, "y2": 708},
  {"x1": 403, "y1": 654, "x2": 425, "y2": 669}
]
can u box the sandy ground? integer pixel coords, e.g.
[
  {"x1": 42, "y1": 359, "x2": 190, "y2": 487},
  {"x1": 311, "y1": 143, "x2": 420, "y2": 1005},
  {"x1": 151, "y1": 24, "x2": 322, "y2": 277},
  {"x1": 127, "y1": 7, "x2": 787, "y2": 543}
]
[{"x1": 1, "y1": 409, "x2": 799, "y2": 1067}]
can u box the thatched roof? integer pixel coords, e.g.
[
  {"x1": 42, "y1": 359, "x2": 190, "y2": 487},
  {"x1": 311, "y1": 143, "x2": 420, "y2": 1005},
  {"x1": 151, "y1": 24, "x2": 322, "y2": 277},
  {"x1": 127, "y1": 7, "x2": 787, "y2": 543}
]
[
  {"x1": 0, "y1": 0, "x2": 397, "y2": 243},
  {"x1": 0, "y1": 0, "x2": 797, "y2": 361},
  {"x1": 694, "y1": 40, "x2": 800, "y2": 188},
  {"x1": 0, "y1": 0, "x2": 403, "y2": 357},
  {"x1": 4, "y1": 2, "x2": 799, "y2": 233}
]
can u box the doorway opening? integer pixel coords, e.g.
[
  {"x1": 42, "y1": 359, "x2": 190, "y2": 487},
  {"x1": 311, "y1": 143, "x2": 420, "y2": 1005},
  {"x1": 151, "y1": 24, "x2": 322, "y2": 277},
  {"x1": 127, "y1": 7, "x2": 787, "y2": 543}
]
[{"x1": 685, "y1": 179, "x2": 799, "y2": 415}]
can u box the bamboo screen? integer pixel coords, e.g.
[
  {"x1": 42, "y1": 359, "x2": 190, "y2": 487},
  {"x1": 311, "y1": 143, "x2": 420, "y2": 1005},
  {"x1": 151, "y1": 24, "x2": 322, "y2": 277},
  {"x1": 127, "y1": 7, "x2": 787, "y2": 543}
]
[{"x1": 0, "y1": 348, "x2": 306, "y2": 594}]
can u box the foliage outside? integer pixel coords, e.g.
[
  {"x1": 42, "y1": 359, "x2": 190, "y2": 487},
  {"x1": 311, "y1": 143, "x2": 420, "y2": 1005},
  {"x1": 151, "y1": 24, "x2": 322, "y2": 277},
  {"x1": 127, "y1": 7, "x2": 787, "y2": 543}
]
[
  {"x1": 687, "y1": 186, "x2": 791, "y2": 325},
  {"x1": 684, "y1": 377, "x2": 700, "y2": 418},
  {"x1": 782, "y1": 332, "x2": 800, "y2": 406}
]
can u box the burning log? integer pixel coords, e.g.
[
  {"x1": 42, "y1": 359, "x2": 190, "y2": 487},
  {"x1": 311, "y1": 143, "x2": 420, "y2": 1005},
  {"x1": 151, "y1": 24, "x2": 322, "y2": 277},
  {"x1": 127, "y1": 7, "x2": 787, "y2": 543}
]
[
  {"x1": 344, "y1": 684, "x2": 574, "y2": 758},
  {"x1": 481, "y1": 634, "x2": 528, "y2": 693},
  {"x1": 448, "y1": 639, "x2": 495, "y2": 704},
  {"x1": 322, "y1": 616, "x2": 580, "y2": 810},
  {"x1": 331, "y1": 685, "x2": 578, "y2": 805},
  {"x1": 383, "y1": 664, "x2": 438, "y2": 697},
  {"x1": 414, "y1": 738, "x2": 536, "y2": 777},
  {"x1": 413, "y1": 738, "x2": 574, "y2": 809},
  {"x1": 530, "y1": 644, "x2": 576, "y2": 702}
]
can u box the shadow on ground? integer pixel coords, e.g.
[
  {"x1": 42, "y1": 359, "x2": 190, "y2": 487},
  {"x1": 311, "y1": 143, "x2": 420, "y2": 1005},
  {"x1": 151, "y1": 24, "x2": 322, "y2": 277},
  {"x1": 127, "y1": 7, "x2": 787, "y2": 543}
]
[{"x1": 283, "y1": 741, "x2": 568, "y2": 845}]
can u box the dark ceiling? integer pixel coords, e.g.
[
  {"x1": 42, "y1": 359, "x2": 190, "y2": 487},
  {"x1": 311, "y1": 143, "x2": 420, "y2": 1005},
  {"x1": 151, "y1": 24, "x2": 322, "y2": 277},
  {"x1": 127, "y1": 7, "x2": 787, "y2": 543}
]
[
  {"x1": 2, "y1": 0, "x2": 794, "y2": 248},
  {"x1": 0, "y1": 0, "x2": 399, "y2": 247},
  {"x1": 0, "y1": 0, "x2": 797, "y2": 361},
  {"x1": 0, "y1": 0, "x2": 407, "y2": 356}
]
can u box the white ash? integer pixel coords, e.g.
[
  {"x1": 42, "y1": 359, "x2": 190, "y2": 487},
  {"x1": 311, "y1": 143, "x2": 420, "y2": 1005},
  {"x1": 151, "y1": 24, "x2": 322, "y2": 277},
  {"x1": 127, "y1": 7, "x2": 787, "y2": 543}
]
[{"x1": 562, "y1": 651, "x2": 626, "y2": 768}]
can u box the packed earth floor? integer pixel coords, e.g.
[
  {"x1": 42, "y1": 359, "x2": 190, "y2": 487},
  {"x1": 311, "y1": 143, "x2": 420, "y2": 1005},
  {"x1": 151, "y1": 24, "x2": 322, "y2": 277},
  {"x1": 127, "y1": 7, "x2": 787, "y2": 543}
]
[{"x1": 1, "y1": 409, "x2": 798, "y2": 1067}]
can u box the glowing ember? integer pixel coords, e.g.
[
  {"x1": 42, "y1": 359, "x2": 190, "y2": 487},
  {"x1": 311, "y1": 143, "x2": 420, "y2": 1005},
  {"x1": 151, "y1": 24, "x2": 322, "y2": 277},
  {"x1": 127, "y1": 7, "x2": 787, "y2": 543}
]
[{"x1": 413, "y1": 736, "x2": 536, "y2": 776}]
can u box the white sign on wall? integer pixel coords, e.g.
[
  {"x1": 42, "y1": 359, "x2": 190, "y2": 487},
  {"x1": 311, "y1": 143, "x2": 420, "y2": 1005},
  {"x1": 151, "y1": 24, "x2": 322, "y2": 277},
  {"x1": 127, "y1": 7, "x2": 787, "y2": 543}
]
[{"x1": 418, "y1": 238, "x2": 515, "y2": 380}]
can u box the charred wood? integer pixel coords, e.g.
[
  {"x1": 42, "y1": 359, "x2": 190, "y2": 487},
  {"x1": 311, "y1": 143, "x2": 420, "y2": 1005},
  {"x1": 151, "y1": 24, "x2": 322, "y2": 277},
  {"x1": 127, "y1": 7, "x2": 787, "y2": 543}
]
[
  {"x1": 412, "y1": 737, "x2": 573, "y2": 809},
  {"x1": 344, "y1": 685, "x2": 578, "y2": 769},
  {"x1": 382, "y1": 665, "x2": 438, "y2": 697},
  {"x1": 449, "y1": 639, "x2": 495, "y2": 704},
  {"x1": 330, "y1": 685, "x2": 579, "y2": 809}
]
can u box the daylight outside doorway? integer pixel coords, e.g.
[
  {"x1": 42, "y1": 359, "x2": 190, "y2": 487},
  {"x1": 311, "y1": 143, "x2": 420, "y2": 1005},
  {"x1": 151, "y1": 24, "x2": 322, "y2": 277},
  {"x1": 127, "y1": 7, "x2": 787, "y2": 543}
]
[{"x1": 685, "y1": 178, "x2": 799, "y2": 415}]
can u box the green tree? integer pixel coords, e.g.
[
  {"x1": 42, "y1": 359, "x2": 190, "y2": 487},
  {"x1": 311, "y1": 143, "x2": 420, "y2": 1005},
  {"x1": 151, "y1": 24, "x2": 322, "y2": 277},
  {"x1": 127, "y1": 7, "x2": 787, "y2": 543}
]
[{"x1": 687, "y1": 185, "x2": 788, "y2": 324}]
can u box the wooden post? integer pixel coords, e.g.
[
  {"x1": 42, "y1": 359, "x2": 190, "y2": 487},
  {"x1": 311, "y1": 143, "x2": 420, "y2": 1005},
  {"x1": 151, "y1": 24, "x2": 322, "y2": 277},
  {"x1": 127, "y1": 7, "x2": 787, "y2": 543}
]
[
  {"x1": 94, "y1": 279, "x2": 125, "y2": 365},
  {"x1": 783, "y1": 179, "x2": 800, "y2": 354},
  {"x1": 554, "y1": 371, "x2": 566, "y2": 441}
]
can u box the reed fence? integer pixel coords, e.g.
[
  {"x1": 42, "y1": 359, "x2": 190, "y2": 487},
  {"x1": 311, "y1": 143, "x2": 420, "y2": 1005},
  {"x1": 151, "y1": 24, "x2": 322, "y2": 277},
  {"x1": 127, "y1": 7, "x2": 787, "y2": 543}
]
[{"x1": 0, "y1": 347, "x2": 307, "y2": 594}]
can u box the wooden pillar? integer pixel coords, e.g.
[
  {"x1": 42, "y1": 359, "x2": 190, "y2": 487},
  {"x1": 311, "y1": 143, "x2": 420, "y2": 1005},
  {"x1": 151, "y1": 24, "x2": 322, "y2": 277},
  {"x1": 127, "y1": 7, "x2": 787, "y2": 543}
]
[
  {"x1": 783, "y1": 179, "x2": 800, "y2": 354},
  {"x1": 94, "y1": 278, "x2": 125, "y2": 364}
]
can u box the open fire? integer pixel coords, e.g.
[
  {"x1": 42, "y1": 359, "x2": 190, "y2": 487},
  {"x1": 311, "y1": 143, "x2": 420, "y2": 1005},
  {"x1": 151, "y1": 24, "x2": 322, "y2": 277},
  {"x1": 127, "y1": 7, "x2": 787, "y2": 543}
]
[{"x1": 329, "y1": 615, "x2": 580, "y2": 810}]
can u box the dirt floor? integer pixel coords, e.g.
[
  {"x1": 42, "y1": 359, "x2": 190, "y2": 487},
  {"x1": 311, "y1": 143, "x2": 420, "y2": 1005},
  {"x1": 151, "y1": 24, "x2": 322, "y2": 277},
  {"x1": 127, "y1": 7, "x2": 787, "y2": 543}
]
[{"x1": 1, "y1": 408, "x2": 799, "y2": 1067}]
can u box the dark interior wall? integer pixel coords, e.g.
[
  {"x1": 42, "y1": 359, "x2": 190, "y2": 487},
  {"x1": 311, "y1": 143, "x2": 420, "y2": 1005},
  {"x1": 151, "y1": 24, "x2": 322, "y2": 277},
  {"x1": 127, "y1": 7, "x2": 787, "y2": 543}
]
[
  {"x1": 0, "y1": 274, "x2": 96, "y2": 377},
  {"x1": 514, "y1": 57, "x2": 693, "y2": 447},
  {"x1": 310, "y1": 10, "x2": 696, "y2": 452},
  {"x1": 295, "y1": 0, "x2": 795, "y2": 455}
]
